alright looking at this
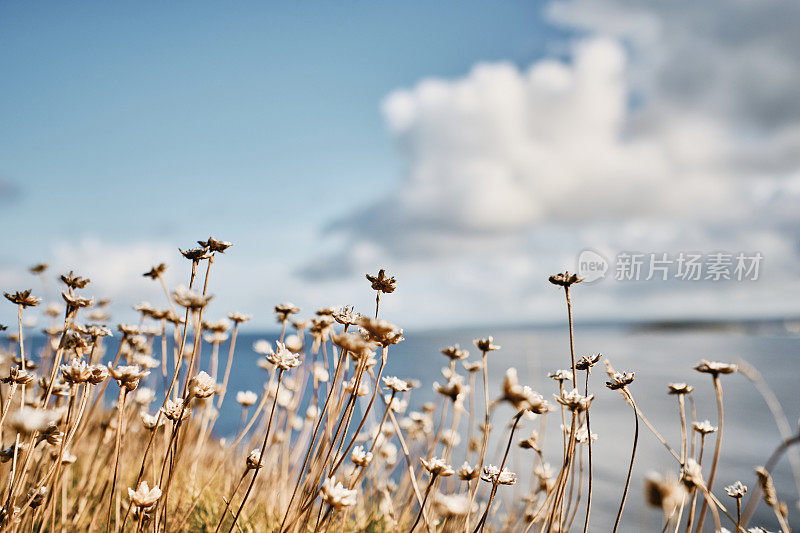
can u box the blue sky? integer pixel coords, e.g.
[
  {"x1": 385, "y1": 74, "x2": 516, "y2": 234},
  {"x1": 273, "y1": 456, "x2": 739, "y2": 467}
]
[{"x1": 3, "y1": 1, "x2": 800, "y2": 330}]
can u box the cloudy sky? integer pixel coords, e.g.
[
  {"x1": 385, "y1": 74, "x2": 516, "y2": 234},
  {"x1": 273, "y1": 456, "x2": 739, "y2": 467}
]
[{"x1": 2, "y1": 1, "x2": 799, "y2": 330}]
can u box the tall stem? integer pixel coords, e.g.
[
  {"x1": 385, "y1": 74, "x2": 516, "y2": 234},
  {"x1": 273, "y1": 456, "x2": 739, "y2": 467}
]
[
  {"x1": 409, "y1": 474, "x2": 436, "y2": 533},
  {"x1": 105, "y1": 388, "x2": 127, "y2": 533},
  {"x1": 465, "y1": 350, "x2": 490, "y2": 533},
  {"x1": 227, "y1": 369, "x2": 284, "y2": 533},
  {"x1": 612, "y1": 388, "x2": 638, "y2": 533},
  {"x1": 582, "y1": 371, "x2": 593, "y2": 533},
  {"x1": 696, "y1": 375, "x2": 723, "y2": 533}
]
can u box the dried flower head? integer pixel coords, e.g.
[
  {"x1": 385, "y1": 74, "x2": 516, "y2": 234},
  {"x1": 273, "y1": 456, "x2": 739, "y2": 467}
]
[
  {"x1": 606, "y1": 371, "x2": 635, "y2": 390},
  {"x1": 59, "y1": 271, "x2": 90, "y2": 289},
  {"x1": 694, "y1": 360, "x2": 737, "y2": 376},
  {"x1": 365, "y1": 269, "x2": 396, "y2": 294},
  {"x1": 351, "y1": 446, "x2": 373, "y2": 467},
  {"x1": 681, "y1": 459, "x2": 704, "y2": 489},
  {"x1": 554, "y1": 388, "x2": 594, "y2": 412},
  {"x1": 4, "y1": 290, "x2": 41, "y2": 308},
  {"x1": 236, "y1": 390, "x2": 257, "y2": 407},
  {"x1": 382, "y1": 376, "x2": 410, "y2": 393},
  {"x1": 575, "y1": 353, "x2": 602, "y2": 370},
  {"x1": 462, "y1": 360, "x2": 482, "y2": 373},
  {"x1": 333, "y1": 306, "x2": 361, "y2": 326},
  {"x1": 457, "y1": 462, "x2": 478, "y2": 481},
  {"x1": 227, "y1": 312, "x2": 251, "y2": 324},
  {"x1": 481, "y1": 465, "x2": 517, "y2": 485},
  {"x1": 434, "y1": 375, "x2": 467, "y2": 404},
  {"x1": 197, "y1": 236, "x2": 233, "y2": 253},
  {"x1": 420, "y1": 457, "x2": 454, "y2": 477},
  {"x1": 755, "y1": 467, "x2": 779, "y2": 508},
  {"x1": 548, "y1": 271, "x2": 583, "y2": 287},
  {"x1": 161, "y1": 398, "x2": 190, "y2": 421},
  {"x1": 172, "y1": 286, "x2": 213, "y2": 309},
  {"x1": 548, "y1": 369, "x2": 574, "y2": 383},
  {"x1": 142, "y1": 263, "x2": 167, "y2": 279},
  {"x1": 320, "y1": 477, "x2": 357, "y2": 508},
  {"x1": 693, "y1": 420, "x2": 718, "y2": 435},
  {"x1": 107, "y1": 363, "x2": 149, "y2": 391},
  {"x1": 519, "y1": 431, "x2": 541, "y2": 452},
  {"x1": 246, "y1": 449, "x2": 263, "y2": 470},
  {"x1": 128, "y1": 481, "x2": 161, "y2": 509},
  {"x1": 266, "y1": 341, "x2": 301, "y2": 370},
  {"x1": 500, "y1": 368, "x2": 552, "y2": 414},
  {"x1": 87, "y1": 364, "x2": 109, "y2": 385},
  {"x1": 668, "y1": 383, "x2": 694, "y2": 395},
  {"x1": 29, "y1": 263, "x2": 48, "y2": 274},
  {"x1": 274, "y1": 302, "x2": 301, "y2": 323},
  {"x1": 189, "y1": 371, "x2": 216, "y2": 398},
  {"x1": 28, "y1": 486, "x2": 47, "y2": 508},
  {"x1": 441, "y1": 344, "x2": 469, "y2": 361},
  {"x1": 644, "y1": 472, "x2": 686, "y2": 517},
  {"x1": 474, "y1": 337, "x2": 500, "y2": 353},
  {"x1": 179, "y1": 247, "x2": 211, "y2": 261},
  {"x1": 725, "y1": 481, "x2": 747, "y2": 499},
  {"x1": 356, "y1": 317, "x2": 403, "y2": 346},
  {"x1": 5, "y1": 366, "x2": 36, "y2": 386},
  {"x1": 61, "y1": 358, "x2": 92, "y2": 384}
]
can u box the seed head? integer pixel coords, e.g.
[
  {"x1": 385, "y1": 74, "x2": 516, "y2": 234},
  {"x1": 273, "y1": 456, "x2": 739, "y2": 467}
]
[
  {"x1": 60, "y1": 271, "x2": 91, "y2": 290},
  {"x1": 575, "y1": 353, "x2": 602, "y2": 370},
  {"x1": 266, "y1": 341, "x2": 301, "y2": 370},
  {"x1": 549, "y1": 271, "x2": 583, "y2": 288},
  {"x1": 4, "y1": 290, "x2": 41, "y2": 308},
  {"x1": 725, "y1": 481, "x2": 747, "y2": 499},
  {"x1": 365, "y1": 269, "x2": 396, "y2": 294},
  {"x1": 189, "y1": 371, "x2": 216, "y2": 398},
  {"x1": 554, "y1": 388, "x2": 593, "y2": 412},
  {"x1": 320, "y1": 477, "x2": 357, "y2": 508},
  {"x1": 246, "y1": 449, "x2": 263, "y2": 470},
  {"x1": 197, "y1": 236, "x2": 233, "y2": 253},
  {"x1": 61, "y1": 358, "x2": 92, "y2": 384},
  {"x1": 172, "y1": 286, "x2": 212, "y2": 309},
  {"x1": 474, "y1": 337, "x2": 500, "y2": 353},
  {"x1": 457, "y1": 462, "x2": 478, "y2": 481},
  {"x1": 694, "y1": 359, "x2": 737, "y2": 376},
  {"x1": 420, "y1": 457, "x2": 454, "y2": 477},
  {"x1": 179, "y1": 247, "x2": 211, "y2": 261},
  {"x1": 107, "y1": 363, "x2": 149, "y2": 391},
  {"x1": 227, "y1": 312, "x2": 251, "y2": 324},
  {"x1": 128, "y1": 481, "x2": 161, "y2": 509},
  {"x1": 274, "y1": 302, "x2": 301, "y2": 323},
  {"x1": 142, "y1": 263, "x2": 167, "y2": 279},
  {"x1": 5, "y1": 366, "x2": 36, "y2": 386},
  {"x1": 29, "y1": 263, "x2": 48, "y2": 275},
  {"x1": 481, "y1": 465, "x2": 517, "y2": 485},
  {"x1": 606, "y1": 371, "x2": 635, "y2": 390}
]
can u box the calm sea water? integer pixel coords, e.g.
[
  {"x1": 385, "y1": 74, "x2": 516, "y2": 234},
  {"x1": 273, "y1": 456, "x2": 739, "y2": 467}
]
[{"x1": 35, "y1": 324, "x2": 800, "y2": 530}]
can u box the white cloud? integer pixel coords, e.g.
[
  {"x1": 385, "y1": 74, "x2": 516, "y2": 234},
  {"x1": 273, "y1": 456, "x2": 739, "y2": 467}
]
[{"x1": 301, "y1": 2, "x2": 800, "y2": 325}]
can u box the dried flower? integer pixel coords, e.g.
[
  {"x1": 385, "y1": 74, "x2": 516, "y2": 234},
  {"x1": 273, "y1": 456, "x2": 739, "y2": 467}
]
[
  {"x1": 365, "y1": 269, "x2": 396, "y2": 294},
  {"x1": 236, "y1": 390, "x2": 257, "y2": 407},
  {"x1": 462, "y1": 360, "x2": 482, "y2": 373},
  {"x1": 518, "y1": 431, "x2": 540, "y2": 452},
  {"x1": 575, "y1": 353, "x2": 602, "y2": 370},
  {"x1": 481, "y1": 465, "x2": 517, "y2": 485},
  {"x1": 356, "y1": 317, "x2": 403, "y2": 346},
  {"x1": 434, "y1": 375, "x2": 467, "y2": 403},
  {"x1": 128, "y1": 481, "x2": 161, "y2": 509},
  {"x1": 441, "y1": 344, "x2": 469, "y2": 361},
  {"x1": 5, "y1": 366, "x2": 36, "y2": 385},
  {"x1": 142, "y1": 263, "x2": 167, "y2": 279},
  {"x1": 693, "y1": 420, "x2": 718, "y2": 435},
  {"x1": 554, "y1": 388, "x2": 593, "y2": 412},
  {"x1": 197, "y1": 236, "x2": 233, "y2": 253},
  {"x1": 4, "y1": 290, "x2": 41, "y2": 308},
  {"x1": 725, "y1": 481, "x2": 747, "y2": 498},
  {"x1": 474, "y1": 337, "x2": 500, "y2": 353},
  {"x1": 161, "y1": 398, "x2": 190, "y2": 421},
  {"x1": 29, "y1": 263, "x2": 48, "y2": 274},
  {"x1": 681, "y1": 459, "x2": 704, "y2": 489},
  {"x1": 60, "y1": 271, "x2": 91, "y2": 289},
  {"x1": 246, "y1": 449, "x2": 263, "y2": 470},
  {"x1": 457, "y1": 462, "x2": 478, "y2": 481},
  {"x1": 351, "y1": 446, "x2": 373, "y2": 467},
  {"x1": 548, "y1": 369, "x2": 574, "y2": 383},
  {"x1": 548, "y1": 271, "x2": 583, "y2": 287},
  {"x1": 107, "y1": 364, "x2": 149, "y2": 391},
  {"x1": 189, "y1": 371, "x2": 216, "y2": 398},
  {"x1": 668, "y1": 383, "x2": 694, "y2": 395},
  {"x1": 320, "y1": 477, "x2": 357, "y2": 508},
  {"x1": 266, "y1": 341, "x2": 301, "y2": 370},
  {"x1": 87, "y1": 364, "x2": 109, "y2": 385},
  {"x1": 606, "y1": 371, "x2": 635, "y2": 390},
  {"x1": 179, "y1": 247, "x2": 211, "y2": 261},
  {"x1": 420, "y1": 457, "x2": 454, "y2": 477},
  {"x1": 274, "y1": 302, "x2": 301, "y2": 323},
  {"x1": 61, "y1": 358, "x2": 92, "y2": 384},
  {"x1": 227, "y1": 312, "x2": 251, "y2": 324},
  {"x1": 500, "y1": 369, "x2": 552, "y2": 414},
  {"x1": 644, "y1": 472, "x2": 685, "y2": 517},
  {"x1": 333, "y1": 306, "x2": 361, "y2": 326},
  {"x1": 382, "y1": 376, "x2": 409, "y2": 393},
  {"x1": 694, "y1": 360, "x2": 737, "y2": 376},
  {"x1": 172, "y1": 286, "x2": 212, "y2": 309}
]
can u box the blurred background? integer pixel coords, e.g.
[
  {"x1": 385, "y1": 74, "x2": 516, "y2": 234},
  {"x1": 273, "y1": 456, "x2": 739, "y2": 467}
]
[
  {"x1": 3, "y1": 1, "x2": 800, "y2": 329},
  {"x1": 3, "y1": 1, "x2": 800, "y2": 529}
]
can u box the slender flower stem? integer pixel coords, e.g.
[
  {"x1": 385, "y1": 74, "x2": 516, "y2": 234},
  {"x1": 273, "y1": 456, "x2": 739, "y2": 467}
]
[
  {"x1": 465, "y1": 349, "x2": 490, "y2": 533},
  {"x1": 582, "y1": 371, "x2": 594, "y2": 533},
  {"x1": 474, "y1": 411, "x2": 522, "y2": 533},
  {"x1": 227, "y1": 369, "x2": 284, "y2": 533},
  {"x1": 105, "y1": 388, "x2": 128, "y2": 533},
  {"x1": 696, "y1": 375, "x2": 724, "y2": 533},
  {"x1": 612, "y1": 387, "x2": 639, "y2": 533},
  {"x1": 409, "y1": 474, "x2": 437, "y2": 533}
]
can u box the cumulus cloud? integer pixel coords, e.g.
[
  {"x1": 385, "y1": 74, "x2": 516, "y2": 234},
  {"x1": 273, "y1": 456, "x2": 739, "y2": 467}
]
[{"x1": 300, "y1": 0, "x2": 800, "y2": 324}]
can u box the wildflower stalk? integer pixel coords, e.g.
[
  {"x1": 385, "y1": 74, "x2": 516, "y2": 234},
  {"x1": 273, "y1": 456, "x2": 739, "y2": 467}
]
[
  {"x1": 105, "y1": 388, "x2": 128, "y2": 533},
  {"x1": 695, "y1": 375, "x2": 724, "y2": 533},
  {"x1": 410, "y1": 472, "x2": 438, "y2": 533},
  {"x1": 466, "y1": 346, "x2": 491, "y2": 532},
  {"x1": 474, "y1": 411, "x2": 522, "y2": 533},
  {"x1": 582, "y1": 371, "x2": 593, "y2": 533},
  {"x1": 612, "y1": 387, "x2": 639, "y2": 533},
  {"x1": 685, "y1": 433, "x2": 707, "y2": 533},
  {"x1": 227, "y1": 369, "x2": 284, "y2": 533}
]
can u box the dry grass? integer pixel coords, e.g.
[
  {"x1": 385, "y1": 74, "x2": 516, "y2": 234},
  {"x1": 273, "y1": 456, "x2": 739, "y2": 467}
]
[{"x1": 0, "y1": 240, "x2": 796, "y2": 532}]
